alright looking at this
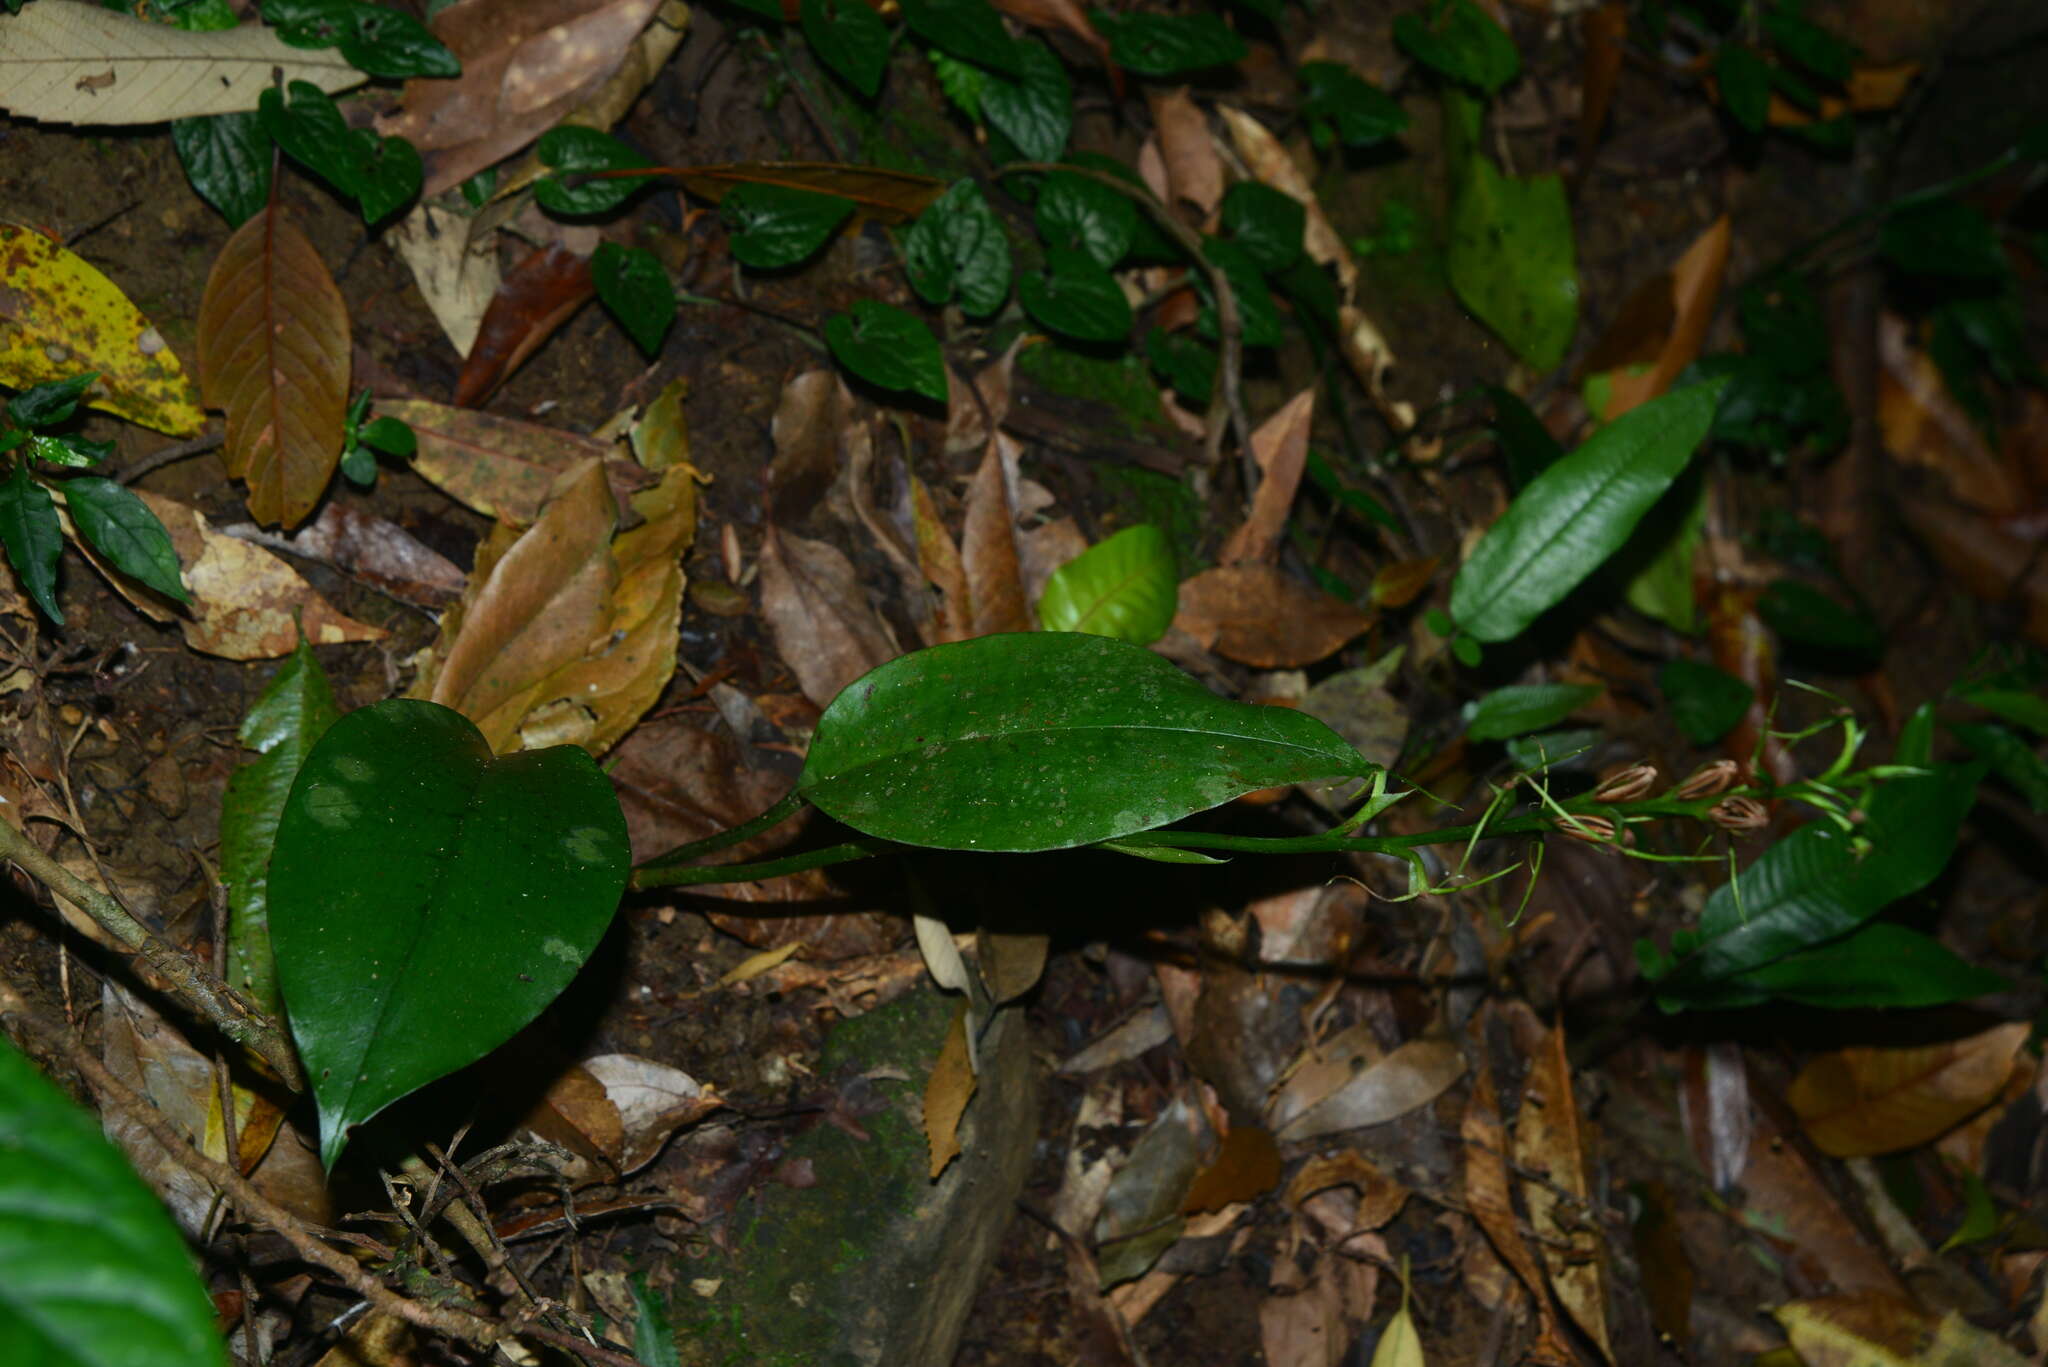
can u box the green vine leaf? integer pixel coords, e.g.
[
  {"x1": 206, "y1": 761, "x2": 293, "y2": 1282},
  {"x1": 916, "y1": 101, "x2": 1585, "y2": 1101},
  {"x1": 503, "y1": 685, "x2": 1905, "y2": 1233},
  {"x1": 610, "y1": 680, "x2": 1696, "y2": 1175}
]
[
  {"x1": 825, "y1": 300, "x2": 948, "y2": 402},
  {"x1": 719, "y1": 183, "x2": 856, "y2": 269}
]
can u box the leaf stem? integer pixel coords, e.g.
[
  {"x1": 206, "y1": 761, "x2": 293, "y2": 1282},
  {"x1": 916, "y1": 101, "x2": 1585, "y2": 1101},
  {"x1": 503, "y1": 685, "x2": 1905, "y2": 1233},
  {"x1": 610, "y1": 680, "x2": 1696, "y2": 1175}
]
[
  {"x1": 0, "y1": 812, "x2": 305, "y2": 1092},
  {"x1": 633, "y1": 790, "x2": 808, "y2": 871},
  {"x1": 630, "y1": 838, "x2": 894, "y2": 891}
]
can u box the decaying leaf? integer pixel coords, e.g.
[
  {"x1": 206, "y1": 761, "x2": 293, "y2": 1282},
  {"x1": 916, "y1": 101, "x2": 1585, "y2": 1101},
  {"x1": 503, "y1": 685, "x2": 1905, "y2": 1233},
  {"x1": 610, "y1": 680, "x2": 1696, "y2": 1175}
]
[
  {"x1": 767, "y1": 369, "x2": 858, "y2": 526},
  {"x1": 1788, "y1": 1022, "x2": 2031, "y2": 1158},
  {"x1": 381, "y1": 396, "x2": 624, "y2": 525},
  {"x1": 1175, "y1": 564, "x2": 1374, "y2": 667},
  {"x1": 925, "y1": 1001, "x2": 978, "y2": 1180},
  {"x1": 385, "y1": 202, "x2": 502, "y2": 357},
  {"x1": 961, "y1": 442, "x2": 1033, "y2": 636},
  {"x1": 1461, "y1": 1053, "x2": 1576, "y2": 1365},
  {"x1": 1877, "y1": 312, "x2": 2031, "y2": 515},
  {"x1": 663, "y1": 162, "x2": 944, "y2": 223},
  {"x1": 1597, "y1": 215, "x2": 1731, "y2": 418},
  {"x1": 0, "y1": 0, "x2": 365, "y2": 125},
  {"x1": 1284, "y1": 1150, "x2": 1409, "y2": 1233},
  {"x1": 1220, "y1": 388, "x2": 1315, "y2": 566},
  {"x1": 1149, "y1": 87, "x2": 1223, "y2": 217},
  {"x1": 0, "y1": 221, "x2": 204, "y2": 435},
  {"x1": 975, "y1": 928, "x2": 1050, "y2": 1007},
  {"x1": 1512, "y1": 1022, "x2": 1613, "y2": 1363},
  {"x1": 1775, "y1": 1293, "x2": 2033, "y2": 1367},
  {"x1": 225, "y1": 501, "x2": 466, "y2": 609},
  {"x1": 758, "y1": 523, "x2": 900, "y2": 707},
  {"x1": 910, "y1": 474, "x2": 972, "y2": 644},
  {"x1": 196, "y1": 205, "x2": 350, "y2": 527},
  {"x1": 454, "y1": 243, "x2": 595, "y2": 408},
  {"x1": 1180, "y1": 1125, "x2": 1280, "y2": 1214},
  {"x1": 1272, "y1": 1037, "x2": 1465, "y2": 1143},
  {"x1": 525, "y1": 1053, "x2": 718, "y2": 1177}
]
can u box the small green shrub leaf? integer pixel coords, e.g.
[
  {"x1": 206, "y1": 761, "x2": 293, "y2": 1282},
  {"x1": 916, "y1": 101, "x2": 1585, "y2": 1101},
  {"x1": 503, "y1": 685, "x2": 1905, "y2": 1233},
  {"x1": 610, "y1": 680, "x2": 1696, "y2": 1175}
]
[
  {"x1": 0, "y1": 1040, "x2": 226, "y2": 1367},
  {"x1": 1299, "y1": 61, "x2": 1408, "y2": 148},
  {"x1": 1450, "y1": 378, "x2": 1727, "y2": 642},
  {"x1": 801, "y1": 0, "x2": 891, "y2": 98},
  {"x1": 258, "y1": 81, "x2": 419, "y2": 224},
  {"x1": 901, "y1": 0, "x2": 1020, "y2": 75},
  {"x1": 825, "y1": 301, "x2": 948, "y2": 402},
  {"x1": 1037, "y1": 524, "x2": 1178, "y2": 643},
  {"x1": 592, "y1": 243, "x2": 675, "y2": 357},
  {"x1": 357, "y1": 415, "x2": 416, "y2": 457},
  {"x1": 1957, "y1": 685, "x2": 2048, "y2": 738},
  {"x1": 1950, "y1": 722, "x2": 2048, "y2": 813},
  {"x1": 535, "y1": 126, "x2": 654, "y2": 215},
  {"x1": 1038, "y1": 170, "x2": 1136, "y2": 268},
  {"x1": 1221, "y1": 181, "x2": 1305, "y2": 274},
  {"x1": 62, "y1": 477, "x2": 188, "y2": 603},
  {"x1": 719, "y1": 183, "x2": 856, "y2": 269},
  {"x1": 270, "y1": 700, "x2": 631, "y2": 1168},
  {"x1": 1487, "y1": 385, "x2": 1563, "y2": 490},
  {"x1": 265, "y1": 0, "x2": 461, "y2": 78},
  {"x1": 981, "y1": 38, "x2": 1071, "y2": 162},
  {"x1": 1757, "y1": 578, "x2": 1883, "y2": 661},
  {"x1": 1448, "y1": 154, "x2": 1576, "y2": 371},
  {"x1": 1018, "y1": 248, "x2": 1133, "y2": 342},
  {"x1": 1393, "y1": 0, "x2": 1519, "y2": 95},
  {"x1": 173, "y1": 112, "x2": 271, "y2": 227},
  {"x1": 7, "y1": 373, "x2": 98, "y2": 429},
  {"x1": 1658, "y1": 657, "x2": 1753, "y2": 744},
  {"x1": 0, "y1": 462, "x2": 64, "y2": 624},
  {"x1": 220, "y1": 636, "x2": 341, "y2": 1015},
  {"x1": 1146, "y1": 328, "x2": 1215, "y2": 405},
  {"x1": 1715, "y1": 44, "x2": 1770, "y2": 132},
  {"x1": 1463, "y1": 682, "x2": 1601, "y2": 742},
  {"x1": 1762, "y1": 7, "x2": 1853, "y2": 83},
  {"x1": 1661, "y1": 924, "x2": 2006, "y2": 1011},
  {"x1": 1090, "y1": 9, "x2": 1247, "y2": 77},
  {"x1": 1194, "y1": 237, "x2": 1284, "y2": 347},
  {"x1": 799, "y1": 633, "x2": 1374, "y2": 852},
  {"x1": 904, "y1": 180, "x2": 1012, "y2": 316}
]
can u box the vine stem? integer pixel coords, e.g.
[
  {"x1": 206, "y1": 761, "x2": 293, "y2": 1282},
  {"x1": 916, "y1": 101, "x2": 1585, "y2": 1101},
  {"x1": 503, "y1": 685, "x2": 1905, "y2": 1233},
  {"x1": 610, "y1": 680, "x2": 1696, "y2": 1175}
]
[
  {"x1": 0, "y1": 812, "x2": 304, "y2": 1092},
  {"x1": 634, "y1": 789, "x2": 808, "y2": 871},
  {"x1": 631, "y1": 837, "x2": 894, "y2": 891}
]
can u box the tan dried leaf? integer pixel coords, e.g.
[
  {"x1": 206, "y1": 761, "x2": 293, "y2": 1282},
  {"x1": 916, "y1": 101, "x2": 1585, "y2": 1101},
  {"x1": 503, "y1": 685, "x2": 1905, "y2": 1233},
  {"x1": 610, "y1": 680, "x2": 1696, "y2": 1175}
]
[
  {"x1": 1273, "y1": 1037, "x2": 1465, "y2": 1143},
  {"x1": 1220, "y1": 387, "x2": 1314, "y2": 566},
  {"x1": 384, "y1": 201, "x2": 501, "y2": 357},
  {"x1": 910, "y1": 474, "x2": 970, "y2": 644},
  {"x1": 767, "y1": 369, "x2": 856, "y2": 526},
  {"x1": 1149, "y1": 87, "x2": 1223, "y2": 216},
  {"x1": 961, "y1": 441, "x2": 1032, "y2": 635},
  {"x1": 758, "y1": 524, "x2": 899, "y2": 706},
  {"x1": 1789, "y1": 1022, "x2": 2031, "y2": 1158},
  {"x1": 1512, "y1": 1022, "x2": 1613, "y2": 1362},
  {"x1": 1463, "y1": 1054, "x2": 1576, "y2": 1366},
  {"x1": 380, "y1": 397, "x2": 620, "y2": 525},
  {"x1": 924, "y1": 1001, "x2": 978, "y2": 1180},
  {"x1": 1175, "y1": 565, "x2": 1374, "y2": 667}
]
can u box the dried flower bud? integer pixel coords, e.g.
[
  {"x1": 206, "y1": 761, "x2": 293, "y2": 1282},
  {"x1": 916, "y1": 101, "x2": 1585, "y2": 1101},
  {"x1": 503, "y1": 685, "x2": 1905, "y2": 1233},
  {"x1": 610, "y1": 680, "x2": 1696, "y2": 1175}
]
[
  {"x1": 1672, "y1": 759, "x2": 1741, "y2": 801},
  {"x1": 1592, "y1": 763, "x2": 1658, "y2": 804},
  {"x1": 1555, "y1": 814, "x2": 1618, "y2": 843},
  {"x1": 1708, "y1": 796, "x2": 1769, "y2": 832}
]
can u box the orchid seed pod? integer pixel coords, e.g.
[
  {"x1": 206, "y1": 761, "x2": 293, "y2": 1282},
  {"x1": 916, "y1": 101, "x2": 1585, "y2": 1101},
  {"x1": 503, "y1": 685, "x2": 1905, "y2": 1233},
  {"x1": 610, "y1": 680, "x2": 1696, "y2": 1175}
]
[
  {"x1": 1708, "y1": 796, "x2": 1769, "y2": 832},
  {"x1": 1555, "y1": 814, "x2": 1618, "y2": 843},
  {"x1": 1672, "y1": 759, "x2": 1741, "y2": 801},
  {"x1": 1592, "y1": 764, "x2": 1658, "y2": 803}
]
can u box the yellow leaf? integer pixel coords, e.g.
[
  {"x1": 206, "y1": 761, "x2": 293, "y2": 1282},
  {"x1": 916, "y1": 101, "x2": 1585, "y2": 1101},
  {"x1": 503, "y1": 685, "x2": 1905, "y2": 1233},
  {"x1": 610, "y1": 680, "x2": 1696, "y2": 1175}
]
[
  {"x1": 923, "y1": 1001, "x2": 977, "y2": 1180},
  {"x1": 1775, "y1": 1293, "x2": 2033, "y2": 1367},
  {"x1": 0, "y1": 222, "x2": 203, "y2": 435},
  {"x1": 0, "y1": 0, "x2": 365, "y2": 125},
  {"x1": 1372, "y1": 1258, "x2": 1426, "y2": 1367}
]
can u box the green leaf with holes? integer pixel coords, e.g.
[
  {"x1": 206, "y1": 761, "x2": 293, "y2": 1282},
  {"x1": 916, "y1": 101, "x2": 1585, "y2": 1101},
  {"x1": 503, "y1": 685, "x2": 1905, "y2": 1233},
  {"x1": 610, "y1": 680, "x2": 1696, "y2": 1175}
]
[
  {"x1": 1037, "y1": 524, "x2": 1177, "y2": 643},
  {"x1": 269, "y1": 700, "x2": 630, "y2": 1168},
  {"x1": 799, "y1": 633, "x2": 1373, "y2": 852},
  {"x1": 0, "y1": 1040, "x2": 226, "y2": 1367}
]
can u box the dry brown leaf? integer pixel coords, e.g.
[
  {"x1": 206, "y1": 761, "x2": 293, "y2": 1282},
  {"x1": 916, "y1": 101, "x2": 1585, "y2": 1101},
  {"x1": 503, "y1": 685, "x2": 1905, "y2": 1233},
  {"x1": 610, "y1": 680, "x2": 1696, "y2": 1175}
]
[
  {"x1": 767, "y1": 370, "x2": 857, "y2": 526},
  {"x1": 196, "y1": 204, "x2": 350, "y2": 528},
  {"x1": 944, "y1": 339, "x2": 1021, "y2": 456},
  {"x1": 116, "y1": 491, "x2": 385, "y2": 659},
  {"x1": 1630, "y1": 1181, "x2": 1693, "y2": 1346},
  {"x1": 1877, "y1": 313, "x2": 2030, "y2": 515},
  {"x1": 1788, "y1": 1022, "x2": 2031, "y2": 1158},
  {"x1": 385, "y1": 202, "x2": 501, "y2": 357},
  {"x1": 924, "y1": 1001, "x2": 978, "y2": 1180},
  {"x1": 1462, "y1": 1054, "x2": 1576, "y2": 1365},
  {"x1": 992, "y1": 0, "x2": 1109, "y2": 64},
  {"x1": 910, "y1": 474, "x2": 971, "y2": 644},
  {"x1": 1149, "y1": 87, "x2": 1223, "y2": 217},
  {"x1": 758, "y1": 524, "x2": 900, "y2": 707},
  {"x1": 1735, "y1": 1105, "x2": 1908, "y2": 1297},
  {"x1": 1284, "y1": 1151, "x2": 1409, "y2": 1232},
  {"x1": 454, "y1": 243, "x2": 594, "y2": 408},
  {"x1": 0, "y1": 0, "x2": 366, "y2": 125},
  {"x1": 1217, "y1": 108, "x2": 1354, "y2": 298},
  {"x1": 414, "y1": 459, "x2": 618, "y2": 748},
  {"x1": 1174, "y1": 565, "x2": 1374, "y2": 668},
  {"x1": 1220, "y1": 388, "x2": 1314, "y2": 565},
  {"x1": 1603, "y1": 215, "x2": 1731, "y2": 418},
  {"x1": 1894, "y1": 492, "x2": 2048, "y2": 646},
  {"x1": 1775, "y1": 1293, "x2": 2033, "y2": 1367},
  {"x1": 961, "y1": 442, "x2": 1032, "y2": 635},
  {"x1": 1181, "y1": 1125, "x2": 1280, "y2": 1214},
  {"x1": 975, "y1": 929, "x2": 1050, "y2": 1006},
  {"x1": 572, "y1": 1053, "x2": 719, "y2": 1174},
  {"x1": 1337, "y1": 304, "x2": 1408, "y2": 430},
  {"x1": 1512, "y1": 1022, "x2": 1613, "y2": 1363},
  {"x1": 1578, "y1": 4, "x2": 1629, "y2": 163},
  {"x1": 1273, "y1": 1037, "x2": 1465, "y2": 1143},
  {"x1": 380, "y1": 397, "x2": 624, "y2": 525},
  {"x1": 225, "y1": 501, "x2": 466, "y2": 609}
]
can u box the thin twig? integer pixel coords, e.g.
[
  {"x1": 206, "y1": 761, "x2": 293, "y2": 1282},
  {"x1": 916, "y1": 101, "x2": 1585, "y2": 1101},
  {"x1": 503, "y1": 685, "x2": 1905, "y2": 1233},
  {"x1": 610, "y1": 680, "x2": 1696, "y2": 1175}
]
[{"x1": 116, "y1": 429, "x2": 225, "y2": 485}]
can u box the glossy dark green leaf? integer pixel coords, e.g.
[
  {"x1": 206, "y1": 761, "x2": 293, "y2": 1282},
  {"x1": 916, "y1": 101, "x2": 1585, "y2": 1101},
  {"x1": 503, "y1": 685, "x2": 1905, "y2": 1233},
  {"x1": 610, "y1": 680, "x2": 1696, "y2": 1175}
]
[
  {"x1": 1762, "y1": 6, "x2": 1853, "y2": 83},
  {"x1": 357, "y1": 414, "x2": 416, "y2": 457},
  {"x1": 1018, "y1": 248, "x2": 1132, "y2": 343},
  {"x1": 1090, "y1": 9, "x2": 1247, "y2": 77},
  {"x1": 351, "y1": 132, "x2": 421, "y2": 224},
  {"x1": 801, "y1": 0, "x2": 891, "y2": 98},
  {"x1": 1758, "y1": 578, "x2": 1883, "y2": 661},
  {"x1": 263, "y1": 0, "x2": 460, "y2": 78},
  {"x1": 1648, "y1": 764, "x2": 1980, "y2": 1001},
  {"x1": 824, "y1": 300, "x2": 948, "y2": 402},
  {"x1": 1733, "y1": 924, "x2": 2005, "y2": 1008},
  {"x1": 1880, "y1": 197, "x2": 2008, "y2": 281},
  {"x1": 1463, "y1": 683, "x2": 1600, "y2": 743},
  {"x1": 62, "y1": 478, "x2": 188, "y2": 604},
  {"x1": 269, "y1": 700, "x2": 631, "y2": 1167},
  {"x1": 1145, "y1": 328, "x2": 1215, "y2": 405},
  {"x1": 1193, "y1": 237, "x2": 1283, "y2": 347},
  {"x1": 1221, "y1": 181, "x2": 1304, "y2": 274},
  {"x1": 173, "y1": 113, "x2": 270, "y2": 226},
  {"x1": 1448, "y1": 153, "x2": 1576, "y2": 372},
  {"x1": 1740, "y1": 271, "x2": 1831, "y2": 373},
  {"x1": 6, "y1": 372, "x2": 98, "y2": 429},
  {"x1": 981, "y1": 38, "x2": 1071, "y2": 163},
  {"x1": 901, "y1": 0, "x2": 1020, "y2": 75},
  {"x1": 1658, "y1": 657, "x2": 1752, "y2": 744},
  {"x1": 1958, "y1": 686, "x2": 2048, "y2": 737},
  {"x1": 904, "y1": 180, "x2": 1012, "y2": 316},
  {"x1": 799, "y1": 633, "x2": 1374, "y2": 851},
  {"x1": 719, "y1": 183, "x2": 856, "y2": 269},
  {"x1": 1951, "y1": 722, "x2": 2048, "y2": 813},
  {"x1": 1039, "y1": 170, "x2": 1136, "y2": 268},
  {"x1": 534, "y1": 126, "x2": 654, "y2": 215},
  {"x1": 1299, "y1": 60, "x2": 1408, "y2": 148},
  {"x1": 20, "y1": 434, "x2": 113, "y2": 470},
  {"x1": 1393, "y1": 0, "x2": 1518, "y2": 95},
  {"x1": 1037, "y1": 524, "x2": 1177, "y2": 643},
  {"x1": 1450, "y1": 379, "x2": 1726, "y2": 642},
  {"x1": 220, "y1": 637, "x2": 341, "y2": 1014},
  {"x1": 258, "y1": 81, "x2": 419, "y2": 224},
  {"x1": 0, "y1": 1040, "x2": 225, "y2": 1367},
  {"x1": 339, "y1": 442, "x2": 377, "y2": 486},
  {"x1": 591, "y1": 243, "x2": 675, "y2": 358},
  {"x1": 0, "y1": 462, "x2": 63, "y2": 624},
  {"x1": 1714, "y1": 43, "x2": 1770, "y2": 132}
]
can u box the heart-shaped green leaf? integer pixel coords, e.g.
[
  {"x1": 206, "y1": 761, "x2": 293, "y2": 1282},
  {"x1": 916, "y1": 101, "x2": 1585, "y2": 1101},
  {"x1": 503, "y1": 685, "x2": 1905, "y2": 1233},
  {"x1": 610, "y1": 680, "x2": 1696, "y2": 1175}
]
[
  {"x1": 798, "y1": 633, "x2": 1373, "y2": 852},
  {"x1": 0, "y1": 1040, "x2": 225, "y2": 1367},
  {"x1": 270, "y1": 700, "x2": 630, "y2": 1168}
]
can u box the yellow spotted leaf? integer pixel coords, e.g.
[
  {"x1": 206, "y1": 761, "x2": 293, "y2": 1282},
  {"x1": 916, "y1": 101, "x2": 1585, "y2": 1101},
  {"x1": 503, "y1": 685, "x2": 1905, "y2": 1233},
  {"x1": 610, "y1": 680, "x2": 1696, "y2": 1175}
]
[{"x1": 0, "y1": 221, "x2": 204, "y2": 435}]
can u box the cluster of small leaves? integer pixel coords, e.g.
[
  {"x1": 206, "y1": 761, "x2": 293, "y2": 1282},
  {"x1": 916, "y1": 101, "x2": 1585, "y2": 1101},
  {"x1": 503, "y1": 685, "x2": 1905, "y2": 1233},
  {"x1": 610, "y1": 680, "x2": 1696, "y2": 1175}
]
[
  {"x1": 1689, "y1": 272, "x2": 1847, "y2": 457},
  {"x1": 1703, "y1": 0, "x2": 1858, "y2": 142},
  {"x1": 0, "y1": 375, "x2": 188, "y2": 625},
  {"x1": 533, "y1": 128, "x2": 676, "y2": 355},
  {"x1": 337, "y1": 389, "x2": 417, "y2": 487}
]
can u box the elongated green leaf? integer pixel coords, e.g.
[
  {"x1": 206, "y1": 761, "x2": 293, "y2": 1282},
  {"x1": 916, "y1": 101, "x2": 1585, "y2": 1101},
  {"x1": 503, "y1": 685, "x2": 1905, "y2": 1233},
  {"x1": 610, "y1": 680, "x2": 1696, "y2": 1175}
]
[
  {"x1": 825, "y1": 300, "x2": 948, "y2": 402},
  {"x1": 7, "y1": 372, "x2": 98, "y2": 429},
  {"x1": 1959, "y1": 686, "x2": 2048, "y2": 738},
  {"x1": 1729, "y1": 924, "x2": 2007, "y2": 1009},
  {"x1": 1037, "y1": 524, "x2": 1177, "y2": 643},
  {"x1": 1463, "y1": 682, "x2": 1600, "y2": 743},
  {"x1": 0, "y1": 461, "x2": 63, "y2": 624},
  {"x1": 720, "y1": 183, "x2": 856, "y2": 268},
  {"x1": 1951, "y1": 722, "x2": 2048, "y2": 813},
  {"x1": 220, "y1": 637, "x2": 341, "y2": 1015},
  {"x1": 1450, "y1": 379, "x2": 1727, "y2": 642},
  {"x1": 0, "y1": 1040, "x2": 225, "y2": 1367},
  {"x1": 799, "y1": 633, "x2": 1374, "y2": 852},
  {"x1": 62, "y1": 477, "x2": 189, "y2": 603},
  {"x1": 270, "y1": 700, "x2": 630, "y2": 1167}
]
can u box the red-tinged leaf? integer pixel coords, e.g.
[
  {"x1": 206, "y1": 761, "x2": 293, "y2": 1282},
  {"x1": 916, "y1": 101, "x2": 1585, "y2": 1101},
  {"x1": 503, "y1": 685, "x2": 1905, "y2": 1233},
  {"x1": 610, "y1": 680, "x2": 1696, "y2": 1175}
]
[
  {"x1": 454, "y1": 244, "x2": 594, "y2": 408},
  {"x1": 1602, "y1": 216, "x2": 1731, "y2": 419},
  {"x1": 1174, "y1": 564, "x2": 1374, "y2": 667},
  {"x1": 1219, "y1": 387, "x2": 1314, "y2": 566},
  {"x1": 648, "y1": 162, "x2": 945, "y2": 223},
  {"x1": 1180, "y1": 1125, "x2": 1280, "y2": 1214},
  {"x1": 1788, "y1": 1023, "x2": 2031, "y2": 1158},
  {"x1": 195, "y1": 204, "x2": 350, "y2": 528},
  {"x1": 910, "y1": 474, "x2": 970, "y2": 644},
  {"x1": 378, "y1": 396, "x2": 622, "y2": 524}
]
